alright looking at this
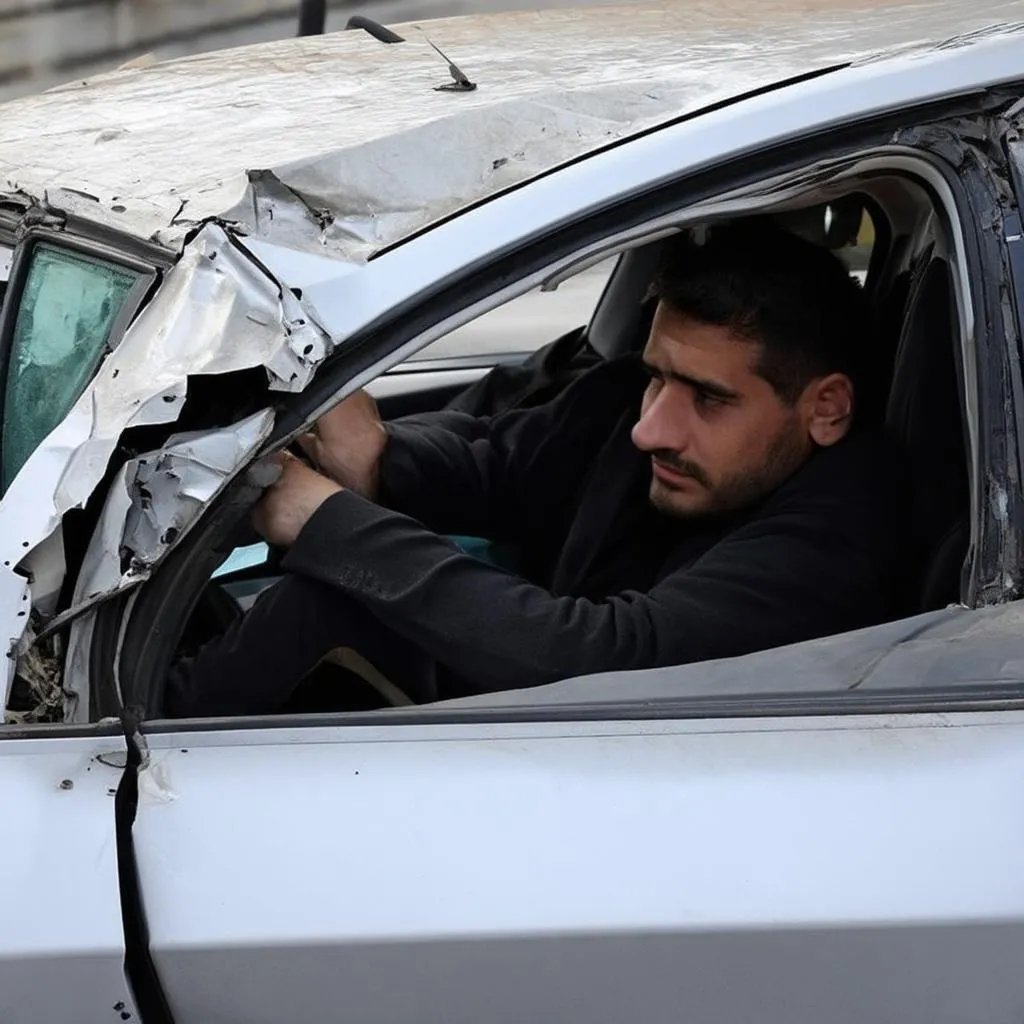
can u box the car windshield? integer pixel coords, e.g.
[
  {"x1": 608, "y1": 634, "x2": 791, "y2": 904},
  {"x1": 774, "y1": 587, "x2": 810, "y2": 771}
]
[{"x1": 0, "y1": 243, "x2": 141, "y2": 492}]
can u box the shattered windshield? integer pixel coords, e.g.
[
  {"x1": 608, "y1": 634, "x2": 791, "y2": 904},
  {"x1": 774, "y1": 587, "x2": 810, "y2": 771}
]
[{"x1": 1, "y1": 244, "x2": 141, "y2": 492}]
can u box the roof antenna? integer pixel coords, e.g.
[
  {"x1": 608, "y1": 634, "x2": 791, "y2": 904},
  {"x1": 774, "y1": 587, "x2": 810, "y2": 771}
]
[
  {"x1": 346, "y1": 15, "x2": 405, "y2": 44},
  {"x1": 427, "y1": 39, "x2": 477, "y2": 92}
]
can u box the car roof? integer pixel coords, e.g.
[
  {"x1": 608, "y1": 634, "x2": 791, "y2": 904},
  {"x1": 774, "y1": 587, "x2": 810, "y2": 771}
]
[{"x1": 1, "y1": 0, "x2": 1023, "y2": 261}]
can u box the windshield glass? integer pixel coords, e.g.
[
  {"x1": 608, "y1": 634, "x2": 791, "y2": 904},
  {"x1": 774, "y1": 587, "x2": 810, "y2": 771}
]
[{"x1": 1, "y1": 244, "x2": 141, "y2": 492}]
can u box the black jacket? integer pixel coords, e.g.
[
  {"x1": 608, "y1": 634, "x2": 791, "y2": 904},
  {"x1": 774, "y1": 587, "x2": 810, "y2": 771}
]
[{"x1": 283, "y1": 356, "x2": 914, "y2": 697}]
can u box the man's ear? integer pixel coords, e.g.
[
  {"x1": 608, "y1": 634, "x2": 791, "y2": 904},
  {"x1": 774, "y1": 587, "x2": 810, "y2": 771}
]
[{"x1": 801, "y1": 373, "x2": 854, "y2": 447}]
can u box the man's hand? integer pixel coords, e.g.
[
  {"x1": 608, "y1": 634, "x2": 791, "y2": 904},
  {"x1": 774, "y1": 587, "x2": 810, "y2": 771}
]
[
  {"x1": 251, "y1": 452, "x2": 342, "y2": 548},
  {"x1": 297, "y1": 389, "x2": 386, "y2": 500}
]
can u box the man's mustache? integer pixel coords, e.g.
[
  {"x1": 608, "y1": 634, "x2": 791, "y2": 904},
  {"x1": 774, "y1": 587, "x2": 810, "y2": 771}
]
[{"x1": 650, "y1": 450, "x2": 711, "y2": 488}]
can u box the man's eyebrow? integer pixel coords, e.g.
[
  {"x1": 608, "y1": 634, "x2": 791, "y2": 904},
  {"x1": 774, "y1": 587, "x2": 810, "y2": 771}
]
[{"x1": 643, "y1": 362, "x2": 740, "y2": 401}]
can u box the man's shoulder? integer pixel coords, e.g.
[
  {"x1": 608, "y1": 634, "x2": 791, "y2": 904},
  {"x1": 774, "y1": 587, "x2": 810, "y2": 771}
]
[
  {"x1": 764, "y1": 428, "x2": 912, "y2": 548},
  {"x1": 552, "y1": 353, "x2": 646, "y2": 404},
  {"x1": 486, "y1": 353, "x2": 645, "y2": 443}
]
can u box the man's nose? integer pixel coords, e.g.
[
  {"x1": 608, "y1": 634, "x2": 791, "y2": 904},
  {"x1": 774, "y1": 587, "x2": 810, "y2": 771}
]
[{"x1": 631, "y1": 389, "x2": 690, "y2": 453}]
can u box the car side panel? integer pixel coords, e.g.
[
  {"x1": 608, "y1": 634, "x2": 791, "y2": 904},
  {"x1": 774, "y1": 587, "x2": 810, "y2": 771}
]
[
  {"x1": 134, "y1": 712, "x2": 1024, "y2": 1023},
  {"x1": 0, "y1": 734, "x2": 136, "y2": 1023}
]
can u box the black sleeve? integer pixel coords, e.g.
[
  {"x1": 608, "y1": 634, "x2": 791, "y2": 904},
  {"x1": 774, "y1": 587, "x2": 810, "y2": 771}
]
[
  {"x1": 281, "y1": 486, "x2": 890, "y2": 693},
  {"x1": 377, "y1": 358, "x2": 637, "y2": 541}
]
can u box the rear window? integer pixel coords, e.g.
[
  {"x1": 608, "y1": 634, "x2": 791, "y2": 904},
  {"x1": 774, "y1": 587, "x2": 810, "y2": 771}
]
[
  {"x1": 834, "y1": 207, "x2": 876, "y2": 284},
  {"x1": 1, "y1": 244, "x2": 142, "y2": 492},
  {"x1": 774, "y1": 197, "x2": 877, "y2": 285}
]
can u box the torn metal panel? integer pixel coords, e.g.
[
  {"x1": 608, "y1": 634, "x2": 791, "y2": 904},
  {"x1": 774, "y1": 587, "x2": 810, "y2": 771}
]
[
  {"x1": 72, "y1": 409, "x2": 274, "y2": 606},
  {"x1": 19, "y1": 526, "x2": 65, "y2": 619},
  {"x1": 0, "y1": 221, "x2": 307, "y2": 547},
  {"x1": 0, "y1": 2, "x2": 1023, "y2": 259},
  {"x1": 217, "y1": 89, "x2": 704, "y2": 260},
  {"x1": 0, "y1": 570, "x2": 31, "y2": 712},
  {"x1": 43, "y1": 411, "x2": 273, "y2": 721},
  {"x1": 0, "y1": 221, "x2": 319, "y2": 717},
  {"x1": 0, "y1": 224, "x2": 325, "y2": 687},
  {"x1": 272, "y1": 283, "x2": 333, "y2": 387}
]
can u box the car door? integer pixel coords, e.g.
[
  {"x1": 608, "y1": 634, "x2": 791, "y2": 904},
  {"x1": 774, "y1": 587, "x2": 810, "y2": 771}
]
[
  {"x1": 0, "y1": 224, "x2": 156, "y2": 495},
  {"x1": 0, "y1": 217, "x2": 162, "y2": 1023},
  {"x1": 129, "y1": 209, "x2": 1024, "y2": 1024},
  {"x1": 104, "y1": 36, "x2": 1024, "y2": 1022},
  {"x1": 0, "y1": 726, "x2": 139, "y2": 1023},
  {"x1": 126, "y1": 708, "x2": 1024, "y2": 1024}
]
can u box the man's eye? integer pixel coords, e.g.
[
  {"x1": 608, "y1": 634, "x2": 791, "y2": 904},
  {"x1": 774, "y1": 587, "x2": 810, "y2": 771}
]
[{"x1": 694, "y1": 391, "x2": 724, "y2": 411}]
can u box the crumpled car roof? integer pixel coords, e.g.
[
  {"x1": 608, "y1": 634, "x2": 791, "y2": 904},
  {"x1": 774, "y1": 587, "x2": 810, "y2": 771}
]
[{"x1": 0, "y1": 0, "x2": 1022, "y2": 261}]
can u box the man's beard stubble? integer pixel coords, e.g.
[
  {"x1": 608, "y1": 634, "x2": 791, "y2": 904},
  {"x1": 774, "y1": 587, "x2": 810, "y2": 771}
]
[{"x1": 649, "y1": 420, "x2": 809, "y2": 521}]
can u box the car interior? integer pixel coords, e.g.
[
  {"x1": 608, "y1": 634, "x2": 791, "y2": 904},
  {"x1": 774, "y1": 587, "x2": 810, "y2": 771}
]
[{"x1": 86, "y1": 170, "x2": 973, "y2": 720}]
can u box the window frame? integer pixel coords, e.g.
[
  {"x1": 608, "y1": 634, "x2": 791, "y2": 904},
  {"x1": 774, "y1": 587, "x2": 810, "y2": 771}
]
[
  {"x1": 102, "y1": 182, "x2": 992, "y2": 730},
  {"x1": 53, "y1": 93, "x2": 1023, "y2": 736}
]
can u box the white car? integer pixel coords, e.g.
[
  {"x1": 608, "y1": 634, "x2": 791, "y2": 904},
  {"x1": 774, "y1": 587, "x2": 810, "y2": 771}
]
[{"x1": 2, "y1": 1, "x2": 1024, "y2": 1020}]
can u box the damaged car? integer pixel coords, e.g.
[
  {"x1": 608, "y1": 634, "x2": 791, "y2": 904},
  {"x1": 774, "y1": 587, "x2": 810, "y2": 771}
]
[{"x1": 3, "y1": 1, "x2": 1024, "y2": 1020}]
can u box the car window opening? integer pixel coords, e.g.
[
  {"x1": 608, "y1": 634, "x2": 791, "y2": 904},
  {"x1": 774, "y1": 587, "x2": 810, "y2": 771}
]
[{"x1": 124, "y1": 173, "x2": 968, "y2": 725}]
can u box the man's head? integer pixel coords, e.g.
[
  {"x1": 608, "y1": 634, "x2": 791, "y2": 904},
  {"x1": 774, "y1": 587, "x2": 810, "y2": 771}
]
[{"x1": 631, "y1": 219, "x2": 870, "y2": 519}]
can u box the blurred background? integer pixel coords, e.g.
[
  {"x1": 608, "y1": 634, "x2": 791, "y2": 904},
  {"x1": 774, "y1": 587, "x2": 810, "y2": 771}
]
[{"x1": 0, "y1": 0, "x2": 620, "y2": 101}]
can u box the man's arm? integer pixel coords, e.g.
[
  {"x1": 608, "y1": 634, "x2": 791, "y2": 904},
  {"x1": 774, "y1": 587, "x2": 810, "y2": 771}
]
[
  {"x1": 281, "y1": 487, "x2": 892, "y2": 693},
  {"x1": 311, "y1": 358, "x2": 638, "y2": 543}
]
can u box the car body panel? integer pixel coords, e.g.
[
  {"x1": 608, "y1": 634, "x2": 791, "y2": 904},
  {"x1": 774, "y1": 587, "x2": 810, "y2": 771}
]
[
  {"x1": 295, "y1": 34, "x2": 1023, "y2": 354},
  {"x1": 75, "y1": 411, "x2": 274, "y2": 601},
  {"x1": 0, "y1": 2, "x2": 1022, "y2": 259},
  {"x1": 136, "y1": 711, "x2": 1024, "y2": 1022},
  {"x1": 0, "y1": 223, "x2": 328, "y2": 716},
  {"x1": 2, "y1": 25, "x2": 1021, "y2": 716},
  {"x1": 0, "y1": 3, "x2": 1020, "y2": 1018},
  {"x1": 0, "y1": 732, "x2": 135, "y2": 1023},
  {"x1": 436, "y1": 601, "x2": 1024, "y2": 710}
]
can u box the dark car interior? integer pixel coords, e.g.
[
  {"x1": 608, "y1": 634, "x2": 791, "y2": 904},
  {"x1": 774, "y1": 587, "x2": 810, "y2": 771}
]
[{"x1": 135, "y1": 179, "x2": 973, "y2": 717}]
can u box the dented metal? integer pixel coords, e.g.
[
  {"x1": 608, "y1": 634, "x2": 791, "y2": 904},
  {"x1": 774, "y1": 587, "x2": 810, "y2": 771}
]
[
  {"x1": 0, "y1": 3, "x2": 1022, "y2": 260},
  {"x1": 0, "y1": 2, "x2": 1020, "y2": 723},
  {"x1": 46, "y1": 411, "x2": 274, "y2": 719},
  {"x1": 75, "y1": 410, "x2": 275, "y2": 603},
  {"x1": 0, "y1": 218, "x2": 329, "y2": 713}
]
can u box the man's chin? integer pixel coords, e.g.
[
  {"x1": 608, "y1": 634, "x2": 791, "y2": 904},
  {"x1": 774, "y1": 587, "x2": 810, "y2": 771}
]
[{"x1": 649, "y1": 481, "x2": 709, "y2": 520}]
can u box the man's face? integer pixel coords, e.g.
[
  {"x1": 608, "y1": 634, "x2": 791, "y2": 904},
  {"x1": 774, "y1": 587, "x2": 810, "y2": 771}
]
[{"x1": 631, "y1": 305, "x2": 814, "y2": 519}]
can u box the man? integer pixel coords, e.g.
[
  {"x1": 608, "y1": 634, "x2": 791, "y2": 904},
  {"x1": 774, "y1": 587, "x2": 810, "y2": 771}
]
[{"x1": 165, "y1": 220, "x2": 913, "y2": 717}]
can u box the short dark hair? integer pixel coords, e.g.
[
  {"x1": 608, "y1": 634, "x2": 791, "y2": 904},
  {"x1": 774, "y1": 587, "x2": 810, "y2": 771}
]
[{"x1": 649, "y1": 219, "x2": 871, "y2": 405}]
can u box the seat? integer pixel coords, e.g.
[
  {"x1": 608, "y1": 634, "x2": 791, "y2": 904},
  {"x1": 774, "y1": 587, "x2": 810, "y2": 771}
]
[
  {"x1": 588, "y1": 240, "x2": 667, "y2": 360},
  {"x1": 884, "y1": 255, "x2": 970, "y2": 610}
]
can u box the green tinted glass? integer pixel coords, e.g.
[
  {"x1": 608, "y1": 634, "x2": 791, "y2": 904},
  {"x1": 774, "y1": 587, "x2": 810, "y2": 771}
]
[{"x1": 2, "y1": 245, "x2": 139, "y2": 492}]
